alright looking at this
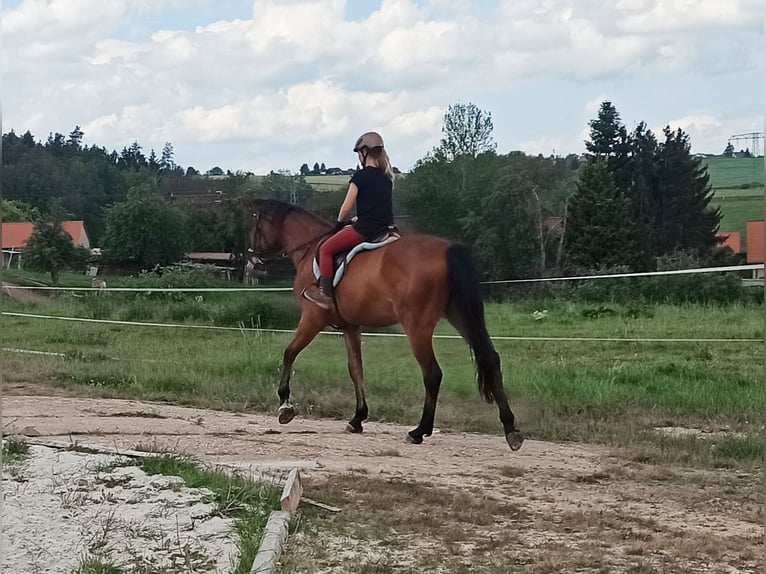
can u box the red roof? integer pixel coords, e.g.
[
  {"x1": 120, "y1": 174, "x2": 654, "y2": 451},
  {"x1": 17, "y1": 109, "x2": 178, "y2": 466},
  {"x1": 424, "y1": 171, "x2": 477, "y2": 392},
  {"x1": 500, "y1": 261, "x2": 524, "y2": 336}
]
[
  {"x1": 746, "y1": 221, "x2": 764, "y2": 264},
  {"x1": 2, "y1": 221, "x2": 90, "y2": 250},
  {"x1": 717, "y1": 232, "x2": 741, "y2": 253}
]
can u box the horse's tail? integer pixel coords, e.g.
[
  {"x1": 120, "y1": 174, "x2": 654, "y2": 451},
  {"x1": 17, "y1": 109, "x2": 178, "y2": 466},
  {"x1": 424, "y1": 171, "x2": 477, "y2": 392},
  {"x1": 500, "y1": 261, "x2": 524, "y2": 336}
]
[{"x1": 446, "y1": 243, "x2": 500, "y2": 404}]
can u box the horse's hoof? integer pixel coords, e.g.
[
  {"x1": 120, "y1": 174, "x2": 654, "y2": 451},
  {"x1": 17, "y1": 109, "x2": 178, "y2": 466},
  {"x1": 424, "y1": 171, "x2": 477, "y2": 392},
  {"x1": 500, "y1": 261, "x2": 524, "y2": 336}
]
[
  {"x1": 506, "y1": 431, "x2": 524, "y2": 451},
  {"x1": 406, "y1": 431, "x2": 423, "y2": 444},
  {"x1": 277, "y1": 405, "x2": 296, "y2": 425},
  {"x1": 345, "y1": 422, "x2": 363, "y2": 434}
]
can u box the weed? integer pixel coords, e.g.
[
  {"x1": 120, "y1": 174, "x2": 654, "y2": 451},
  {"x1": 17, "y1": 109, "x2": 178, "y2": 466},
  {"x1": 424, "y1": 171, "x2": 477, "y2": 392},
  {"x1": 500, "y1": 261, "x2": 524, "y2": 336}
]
[
  {"x1": 72, "y1": 557, "x2": 124, "y2": 574},
  {"x1": 2, "y1": 436, "x2": 30, "y2": 465}
]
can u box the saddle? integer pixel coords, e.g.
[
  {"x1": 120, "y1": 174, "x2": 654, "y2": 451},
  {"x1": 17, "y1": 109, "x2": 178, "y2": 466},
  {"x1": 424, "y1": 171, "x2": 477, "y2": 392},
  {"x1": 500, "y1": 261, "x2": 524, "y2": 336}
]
[{"x1": 313, "y1": 225, "x2": 400, "y2": 288}]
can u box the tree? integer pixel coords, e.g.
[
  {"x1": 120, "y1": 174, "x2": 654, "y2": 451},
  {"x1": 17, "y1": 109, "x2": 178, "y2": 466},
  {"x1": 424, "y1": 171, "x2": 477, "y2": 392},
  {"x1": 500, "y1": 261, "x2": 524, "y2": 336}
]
[
  {"x1": 312, "y1": 162, "x2": 320, "y2": 174},
  {"x1": 320, "y1": 162, "x2": 326, "y2": 172},
  {"x1": 22, "y1": 218, "x2": 88, "y2": 283},
  {"x1": 256, "y1": 171, "x2": 313, "y2": 205},
  {"x1": 461, "y1": 159, "x2": 543, "y2": 278},
  {"x1": 434, "y1": 102, "x2": 496, "y2": 160},
  {"x1": 101, "y1": 185, "x2": 189, "y2": 269},
  {"x1": 585, "y1": 101, "x2": 631, "y2": 190},
  {"x1": 299, "y1": 163, "x2": 310, "y2": 176},
  {"x1": 160, "y1": 142, "x2": 175, "y2": 170},
  {"x1": 563, "y1": 159, "x2": 636, "y2": 270},
  {"x1": 723, "y1": 142, "x2": 735, "y2": 158},
  {"x1": 651, "y1": 127, "x2": 721, "y2": 255},
  {"x1": 2, "y1": 199, "x2": 41, "y2": 222},
  {"x1": 67, "y1": 126, "x2": 84, "y2": 150}
]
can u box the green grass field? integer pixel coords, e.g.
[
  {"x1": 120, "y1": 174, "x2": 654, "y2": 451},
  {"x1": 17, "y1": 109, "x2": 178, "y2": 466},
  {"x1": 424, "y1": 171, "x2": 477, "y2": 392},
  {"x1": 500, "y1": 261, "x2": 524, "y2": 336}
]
[
  {"x1": 704, "y1": 156, "x2": 764, "y2": 189},
  {"x1": 2, "y1": 275, "x2": 761, "y2": 468},
  {"x1": 702, "y1": 157, "x2": 764, "y2": 243}
]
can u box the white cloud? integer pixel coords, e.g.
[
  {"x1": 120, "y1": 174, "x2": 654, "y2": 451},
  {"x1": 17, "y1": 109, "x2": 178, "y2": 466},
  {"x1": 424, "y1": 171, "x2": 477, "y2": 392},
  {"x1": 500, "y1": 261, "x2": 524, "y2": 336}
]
[{"x1": 1, "y1": 0, "x2": 762, "y2": 171}]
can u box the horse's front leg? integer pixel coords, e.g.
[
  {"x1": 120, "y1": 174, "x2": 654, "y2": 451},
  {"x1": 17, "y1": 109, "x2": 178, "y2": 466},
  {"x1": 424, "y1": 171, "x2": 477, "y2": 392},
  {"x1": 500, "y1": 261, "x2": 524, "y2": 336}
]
[
  {"x1": 343, "y1": 327, "x2": 368, "y2": 433},
  {"x1": 277, "y1": 313, "x2": 324, "y2": 424}
]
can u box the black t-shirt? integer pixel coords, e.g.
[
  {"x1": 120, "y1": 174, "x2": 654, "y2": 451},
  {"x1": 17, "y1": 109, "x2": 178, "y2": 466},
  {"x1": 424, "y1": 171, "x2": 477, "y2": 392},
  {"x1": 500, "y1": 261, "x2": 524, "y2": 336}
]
[{"x1": 350, "y1": 166, "x2": 393, "y2": 238}]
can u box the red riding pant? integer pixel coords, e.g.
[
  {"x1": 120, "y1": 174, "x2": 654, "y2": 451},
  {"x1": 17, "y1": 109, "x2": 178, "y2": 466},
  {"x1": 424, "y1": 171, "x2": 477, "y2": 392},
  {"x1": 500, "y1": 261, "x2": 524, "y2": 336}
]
[{"x1": 319, "y1": 226, "x2": 365, "y2": 278}]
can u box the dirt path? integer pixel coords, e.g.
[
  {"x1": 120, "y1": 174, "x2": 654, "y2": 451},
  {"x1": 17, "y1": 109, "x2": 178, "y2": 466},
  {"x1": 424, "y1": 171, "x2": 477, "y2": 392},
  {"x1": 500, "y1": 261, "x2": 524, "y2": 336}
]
[{"x1": 3, "y1": 395, "x2": 762, "y2": 573}]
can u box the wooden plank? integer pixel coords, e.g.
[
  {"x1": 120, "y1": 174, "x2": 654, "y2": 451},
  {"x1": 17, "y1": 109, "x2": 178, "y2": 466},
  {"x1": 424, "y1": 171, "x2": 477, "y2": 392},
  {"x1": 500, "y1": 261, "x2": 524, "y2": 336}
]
[
  {"x1": 280, "y1": 468, "x2": 303, "y2": 512},
  {"x1": 21, "y1": 437, "x2": 153, "y2": 458},
  {"x1": 250, "y1": 511, "x2": 290, "y2": 574},
  {"x1": 302, "y1": 497, "x2": 341, "y2": 513}
]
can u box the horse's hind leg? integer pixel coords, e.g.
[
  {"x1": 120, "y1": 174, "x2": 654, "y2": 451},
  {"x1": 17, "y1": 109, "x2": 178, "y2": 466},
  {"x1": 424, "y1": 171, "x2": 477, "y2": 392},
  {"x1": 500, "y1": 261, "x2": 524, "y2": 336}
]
[
  {"x1": 404, "y1": 325, "x2": 443, "y2": 444},
  {"x1": 343, "y1": 327, "x2": 368, "y2": 433},
  {"x1": 277, "y1": 314, "x2": 323, "y2": 424}
]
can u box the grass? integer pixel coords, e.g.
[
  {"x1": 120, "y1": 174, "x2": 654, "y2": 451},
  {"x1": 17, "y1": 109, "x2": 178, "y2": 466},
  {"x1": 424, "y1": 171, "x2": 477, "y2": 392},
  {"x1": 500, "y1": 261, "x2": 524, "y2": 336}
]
[
  {"x1": 139, "y1": 454, "x2": 281, "y2": 574},
  {"x1": 2, "y1": 436, "x2": 30, "y2": 466},
  {"x1": 703, "y1": 156, "x2": 764, "y2": 189},
  {"x1": 710, "y1": 194, "x2": 764, "y2": 243},
  {"x1": 701, "y1": 156, "x2": 764, "y2": 242},
  {"x1": 72, "y1": 559, "x2": 124, "y2": 574},
  {"x1": 1, "y1": 273, "x2": 763, "y2": 468}
]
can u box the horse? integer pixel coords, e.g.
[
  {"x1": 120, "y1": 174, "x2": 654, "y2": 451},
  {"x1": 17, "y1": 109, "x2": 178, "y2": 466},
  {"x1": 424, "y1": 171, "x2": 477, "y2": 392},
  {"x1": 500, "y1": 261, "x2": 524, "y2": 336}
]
[
  {"x1": 247, "y1": 199, "x2": 523, "y2": 451},
  {"x1": 91, "y1": 278, "x2": 107, "y2": 291}
]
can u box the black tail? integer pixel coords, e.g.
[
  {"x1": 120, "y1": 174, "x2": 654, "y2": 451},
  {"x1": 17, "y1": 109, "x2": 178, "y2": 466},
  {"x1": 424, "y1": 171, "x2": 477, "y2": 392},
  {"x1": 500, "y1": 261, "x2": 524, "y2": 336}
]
[{"x1": 446, "y1": 243, "x2": 500, "y2": 404}]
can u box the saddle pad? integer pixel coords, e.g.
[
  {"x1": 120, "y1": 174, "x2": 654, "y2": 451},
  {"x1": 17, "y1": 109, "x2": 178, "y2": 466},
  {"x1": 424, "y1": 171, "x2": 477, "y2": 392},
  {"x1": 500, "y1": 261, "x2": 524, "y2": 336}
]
[{"x1": 313, "y1": 235, "x2": 400, "y2": 287}]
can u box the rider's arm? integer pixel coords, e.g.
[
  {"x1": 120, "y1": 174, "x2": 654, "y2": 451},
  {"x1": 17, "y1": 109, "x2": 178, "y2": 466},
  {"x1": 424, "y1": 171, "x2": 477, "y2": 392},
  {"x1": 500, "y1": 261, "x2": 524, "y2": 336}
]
[{"x1": 337, "y1": 182, "x2": 359, "y2": 222}]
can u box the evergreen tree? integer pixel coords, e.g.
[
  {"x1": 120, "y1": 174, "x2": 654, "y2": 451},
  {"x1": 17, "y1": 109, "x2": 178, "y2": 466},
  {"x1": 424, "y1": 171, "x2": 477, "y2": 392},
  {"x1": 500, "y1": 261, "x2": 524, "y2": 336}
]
[
  {"x1": 585, "y1": 101, "x2": 631, "y2": 190},
  {"x1": 652, "y1": 127, "x2": 721, "y2": 255},
  {"x1": 723, "y1": 142, "x2": 734, "y2": 158},
  {"x1": 160, "y1": 142, "x2": 175, "y2": 170},
  {"x1": 564, "y1": 159, "x2": 635, "y2": 270}
]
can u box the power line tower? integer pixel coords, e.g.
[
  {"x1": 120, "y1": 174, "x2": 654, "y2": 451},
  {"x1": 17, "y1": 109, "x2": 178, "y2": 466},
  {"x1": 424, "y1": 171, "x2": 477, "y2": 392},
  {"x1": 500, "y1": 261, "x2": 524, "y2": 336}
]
[{"x1": 728, "y1": 132, "x2": 764, "y2": 156}]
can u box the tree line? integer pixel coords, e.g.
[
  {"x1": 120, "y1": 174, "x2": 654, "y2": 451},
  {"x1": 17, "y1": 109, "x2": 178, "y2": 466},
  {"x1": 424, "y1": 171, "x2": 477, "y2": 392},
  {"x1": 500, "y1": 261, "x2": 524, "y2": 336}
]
[
  {"x1": 400, "y1": 101, "x2": 723, "y2": 280},
  {"x1": 4, "y1": 100, "x2": 724, "y2": 283}
]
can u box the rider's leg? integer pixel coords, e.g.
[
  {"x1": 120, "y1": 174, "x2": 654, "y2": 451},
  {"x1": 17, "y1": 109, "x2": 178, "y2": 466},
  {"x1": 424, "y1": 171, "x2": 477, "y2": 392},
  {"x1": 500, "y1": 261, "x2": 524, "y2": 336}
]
[{"x1": 305, "y1": 226, "x2": 365, "y2": 309}]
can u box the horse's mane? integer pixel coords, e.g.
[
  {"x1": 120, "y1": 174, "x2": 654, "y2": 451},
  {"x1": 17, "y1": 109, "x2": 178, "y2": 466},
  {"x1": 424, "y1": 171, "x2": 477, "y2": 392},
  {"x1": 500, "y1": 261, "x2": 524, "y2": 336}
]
[{"x1": 245, "y1": 198, "x2": 331, "y2": 228}]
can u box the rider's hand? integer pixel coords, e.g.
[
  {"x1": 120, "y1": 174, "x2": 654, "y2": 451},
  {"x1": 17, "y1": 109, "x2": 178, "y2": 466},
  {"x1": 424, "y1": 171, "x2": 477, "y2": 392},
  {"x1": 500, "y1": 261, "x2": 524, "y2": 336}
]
[{"x1": 333, "y1": 220, "x2": 347, "y2": 232}]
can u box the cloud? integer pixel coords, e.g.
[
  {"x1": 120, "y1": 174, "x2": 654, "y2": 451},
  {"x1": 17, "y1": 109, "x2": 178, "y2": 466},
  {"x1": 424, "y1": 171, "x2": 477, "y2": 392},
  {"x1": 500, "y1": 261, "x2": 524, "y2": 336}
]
[{"x1": 1, "y1": 0, "x2": 762, "y2": 170}]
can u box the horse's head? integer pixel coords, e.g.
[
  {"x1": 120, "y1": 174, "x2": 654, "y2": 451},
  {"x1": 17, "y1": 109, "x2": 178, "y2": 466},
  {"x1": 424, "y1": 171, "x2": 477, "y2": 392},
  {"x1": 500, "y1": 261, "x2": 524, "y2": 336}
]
[{"x1": 246, "y1": 198, "x2": 295, "y2": 261}]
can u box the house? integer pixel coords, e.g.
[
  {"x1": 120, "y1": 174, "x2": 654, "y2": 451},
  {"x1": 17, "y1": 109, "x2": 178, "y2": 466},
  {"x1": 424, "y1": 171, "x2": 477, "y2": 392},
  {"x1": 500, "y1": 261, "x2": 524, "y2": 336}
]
[
  {"x1": 717, "y1": 232, "x2": 741, "y2": 253},
  {"x1": 745, "y1": 221, "x2": 764, "y2": 279},
  {"x1": 2, "y1": 221, "x2": 91, "y2": 269}
]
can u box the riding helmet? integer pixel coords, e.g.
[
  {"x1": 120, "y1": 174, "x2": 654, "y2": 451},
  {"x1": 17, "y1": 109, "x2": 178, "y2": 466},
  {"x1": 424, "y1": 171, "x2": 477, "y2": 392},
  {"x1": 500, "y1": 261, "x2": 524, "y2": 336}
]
[{"x1": 353, "y1": 131, "x2": 384, "y2": 152}]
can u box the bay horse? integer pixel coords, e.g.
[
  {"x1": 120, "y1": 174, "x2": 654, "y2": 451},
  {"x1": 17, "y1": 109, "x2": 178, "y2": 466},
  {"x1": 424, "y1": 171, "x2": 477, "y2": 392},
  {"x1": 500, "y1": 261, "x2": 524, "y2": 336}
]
[{"x1": 247, "y1": 199, "x2": 523, "y2": 451}]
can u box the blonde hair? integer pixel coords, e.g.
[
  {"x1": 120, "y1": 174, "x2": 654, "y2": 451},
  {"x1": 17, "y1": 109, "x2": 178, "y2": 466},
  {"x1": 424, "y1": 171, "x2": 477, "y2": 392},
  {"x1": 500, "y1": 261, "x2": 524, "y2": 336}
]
[{"x1": 366, "y1": 147, "x2": 394, "y2": 181}]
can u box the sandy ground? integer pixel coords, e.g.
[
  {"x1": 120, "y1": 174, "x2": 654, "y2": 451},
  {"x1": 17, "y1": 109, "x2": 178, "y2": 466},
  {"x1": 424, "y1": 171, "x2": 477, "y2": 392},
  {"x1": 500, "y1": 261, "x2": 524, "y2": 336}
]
[
  {"x1": 2, "y1": 394, "x2": 763, "y2": 573},
  {"x1": 2, "y1": 444, "x2": 239, "y2": 573}
]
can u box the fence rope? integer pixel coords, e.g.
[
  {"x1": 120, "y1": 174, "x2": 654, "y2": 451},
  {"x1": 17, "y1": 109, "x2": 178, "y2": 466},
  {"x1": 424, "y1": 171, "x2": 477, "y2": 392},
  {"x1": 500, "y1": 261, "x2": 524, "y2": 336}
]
[
  {"x1": 2, "y1": 312, "x2": 760, "y2": 343},
  {"x1": 3, "y1": 263, "x2": 762, "y2": 292},
  {"x1": 482, "y1": 264, "x2": 764, "y2": 285}
]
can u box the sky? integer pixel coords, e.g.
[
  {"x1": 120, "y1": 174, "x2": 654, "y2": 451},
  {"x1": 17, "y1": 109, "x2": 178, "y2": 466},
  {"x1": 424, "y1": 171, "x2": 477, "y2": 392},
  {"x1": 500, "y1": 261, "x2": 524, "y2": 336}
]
[{"x1": 2, "y1": 0, "x2": 763, "y2": 174}]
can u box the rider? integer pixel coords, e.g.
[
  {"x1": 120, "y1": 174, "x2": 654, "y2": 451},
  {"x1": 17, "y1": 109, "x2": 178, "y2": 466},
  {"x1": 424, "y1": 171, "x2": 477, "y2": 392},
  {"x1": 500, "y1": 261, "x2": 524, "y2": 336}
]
[{"x1": 304, "y1": 131, "x2": 395, "y2": 310}]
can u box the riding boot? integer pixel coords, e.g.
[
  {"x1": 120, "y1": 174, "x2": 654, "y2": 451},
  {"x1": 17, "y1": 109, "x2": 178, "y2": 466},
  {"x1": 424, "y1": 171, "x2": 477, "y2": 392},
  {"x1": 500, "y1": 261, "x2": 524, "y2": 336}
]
[{"x1": 304, "y1": 276, "x2": 334, "y2": 310}]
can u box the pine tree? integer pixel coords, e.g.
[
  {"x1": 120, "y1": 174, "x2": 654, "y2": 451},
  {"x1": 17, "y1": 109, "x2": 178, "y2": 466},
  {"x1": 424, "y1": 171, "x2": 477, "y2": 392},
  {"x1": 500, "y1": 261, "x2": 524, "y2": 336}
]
[
  {"x1": 586, "y1": 101, "x2": 631, "y2": 190},
  {"x1": 564, "y1": 159, "x2": 636, "y2": 270},
  {"x1": 652, "y1": 127, "x2": 721, "y2": 255}
]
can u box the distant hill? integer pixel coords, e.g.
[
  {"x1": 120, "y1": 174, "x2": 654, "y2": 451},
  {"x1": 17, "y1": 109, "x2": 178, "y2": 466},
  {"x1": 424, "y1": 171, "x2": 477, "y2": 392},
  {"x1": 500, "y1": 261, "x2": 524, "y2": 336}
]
[{"x1": 703, "y1": 156, "x2": 763, "y2": 190}]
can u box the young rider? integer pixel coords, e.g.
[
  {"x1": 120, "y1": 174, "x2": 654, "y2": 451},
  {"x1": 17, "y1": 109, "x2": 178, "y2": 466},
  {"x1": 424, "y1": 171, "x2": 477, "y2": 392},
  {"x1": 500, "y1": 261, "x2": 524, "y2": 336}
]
[{"x1": 304, "y1": 131, "x2": 395, "y2": 309}]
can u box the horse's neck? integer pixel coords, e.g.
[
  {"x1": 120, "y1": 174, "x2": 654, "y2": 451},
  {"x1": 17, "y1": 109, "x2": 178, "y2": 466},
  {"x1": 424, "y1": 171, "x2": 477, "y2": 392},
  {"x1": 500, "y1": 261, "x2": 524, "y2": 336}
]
[{"x1": 281, "y1": 214, "x2": 329, "y2": 267}]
